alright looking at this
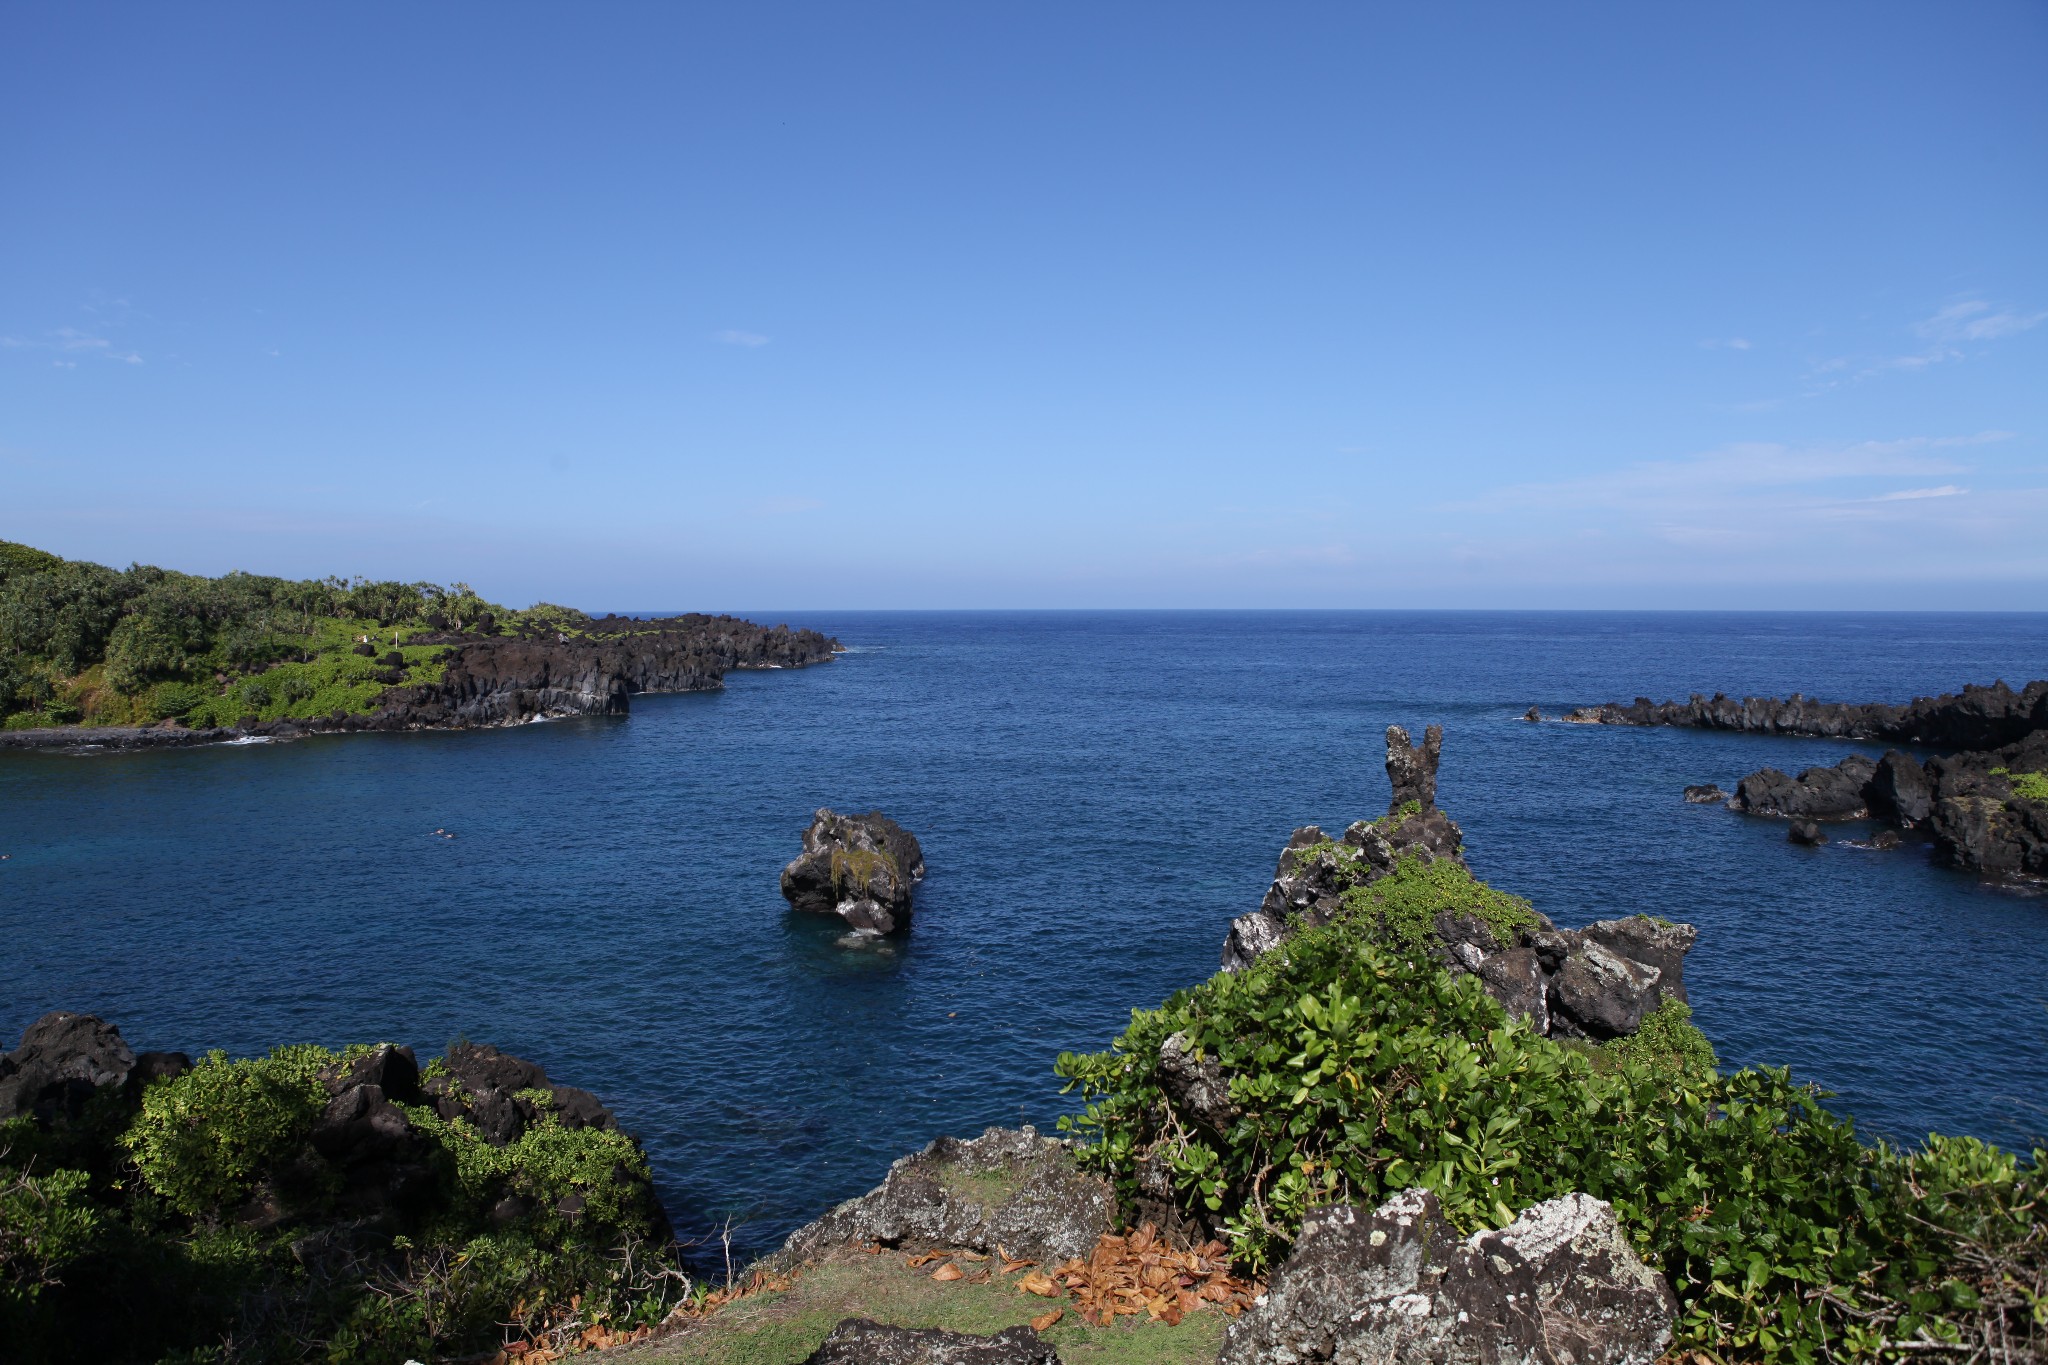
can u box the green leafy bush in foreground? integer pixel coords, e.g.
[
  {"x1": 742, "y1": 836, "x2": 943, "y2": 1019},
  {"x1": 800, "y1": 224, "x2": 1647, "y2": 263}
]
[
  {"x1": 1, "y1": 1044, "x2": 689, "y2": 1364},
  {"x1": 1056, "y1": 875, "x2": 2045, "y2": 1363}
]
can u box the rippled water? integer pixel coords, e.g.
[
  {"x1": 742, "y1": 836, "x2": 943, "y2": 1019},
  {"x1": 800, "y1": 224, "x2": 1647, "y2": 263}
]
[{"x1": 3, "y1": 611, "x2": 2045, "y2": 1259}]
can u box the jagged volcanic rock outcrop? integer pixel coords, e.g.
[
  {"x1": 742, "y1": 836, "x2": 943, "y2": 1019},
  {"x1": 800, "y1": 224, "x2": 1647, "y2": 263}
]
[
  {"x1": 1217, "y1": 1188, "x2": 1674, "y2": 1365},
  {"x1": 781, "y1": 808, "x2": 928, "y2": 934},
  {"x1": 1588, "y1": 679, "x2": 2048, "y2": 877},
  {"x1": 1222, "y1": 725, "x2": 1694, "y2": 1039},
  {"x1": 777, "y1": 1125, "x2": 1115, "y2": 1267}
]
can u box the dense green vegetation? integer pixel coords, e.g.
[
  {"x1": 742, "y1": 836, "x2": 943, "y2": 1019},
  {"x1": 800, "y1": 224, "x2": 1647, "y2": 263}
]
[
  {"x1": 0, "y1": 1045, "x2": 688, "y2": 1363},
  {"x1": 1056, "y1": 858, "x2": 2044, "y2": 1364},
  {"x1": 0, "y1": 539, "x2": 583, "y2": 730}
]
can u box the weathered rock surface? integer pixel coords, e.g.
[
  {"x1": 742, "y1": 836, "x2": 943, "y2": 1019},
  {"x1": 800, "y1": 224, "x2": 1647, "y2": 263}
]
[
  {"x1": 1219, "y1": 1188, "x2": 1675, "y2": 1365},
  {"x1": 778, "y1": 1126, "x2": 1114, "y2": 1267},
  {"x1": 1682, "y1": 784, "x2": 1726, "y2": 804},
  {"x1": 802, "y1": 1319, "x2": 1059, "y2": 1365},
  {"x1": 781, "y1": 808, "x2": 928, "y2": 934},
  {"x1": 1788, "y1": 819, "x2": 1824, "y2": 846},
  {"x1": 1221, "y1": 727, "x2": 1694, "y2": 1040}
]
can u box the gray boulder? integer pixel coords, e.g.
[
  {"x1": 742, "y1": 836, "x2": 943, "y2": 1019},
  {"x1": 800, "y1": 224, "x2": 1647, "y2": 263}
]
[
  {"x1": 781, "y1": 808, "x2": 927, "y2": 935},
  {"x1": 802, "y1": 1319, "x2": 1058, "y2": 1365},
  {"x1": 1682, "y1": 784, "x2": 1726, "y2": 804},
  {"x1": 1219, "y1": 1188, "x2": 1674, "y2": 1365},
  {"x1": 778, "y1": 1126, "x2": 1113, "y2": 1267}
]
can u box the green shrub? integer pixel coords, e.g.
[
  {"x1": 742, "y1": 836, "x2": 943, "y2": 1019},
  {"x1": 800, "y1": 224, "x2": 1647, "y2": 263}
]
[
  {"x1": 146, "y1": 681, "x2": 209, "y2": 721},
  {"x1": 122, "y1": 1046, "x2": 333, "y2": 1216},
  {"x1": 1055, "y1": 914, "x2": 2045, "y2": 1363},
  {"x1": 0, "y1": 1163, "x2": 101, "y2": 1306},
  {"x1": 1991, "y1": 767, "x2": 2048, "y2": 803},
  {"x1": 1336, "y1": 854, "x2": 1541, "y2": 953}
]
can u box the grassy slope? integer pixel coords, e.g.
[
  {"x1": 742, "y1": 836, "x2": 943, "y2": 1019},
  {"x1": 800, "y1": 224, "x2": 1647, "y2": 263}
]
[{"x1": 621, "y1": 1251, "x2": 1225, "y2": 1365}]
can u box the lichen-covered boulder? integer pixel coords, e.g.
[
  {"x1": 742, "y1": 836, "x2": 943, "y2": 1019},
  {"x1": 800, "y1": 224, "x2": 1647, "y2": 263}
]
[
  {"x1": 777, "y1": 1126, "x2": 1114, "y2": 1267},
  {"x1": 781, "y1": 808, "x2": 927, "y2": 934},
  {"x1": 1219, "y1": 1188, "x2": 1674, "y2": 1365},
  {"x1": 802, "y1": 1319, "x2": 1059, "y2": 1365}
]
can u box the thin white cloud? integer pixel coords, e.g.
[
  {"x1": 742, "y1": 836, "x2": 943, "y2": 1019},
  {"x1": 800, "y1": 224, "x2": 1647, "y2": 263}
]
[
  {"x1": 1457, "y1": 433, "x2": 2006, "y2": 513},
  {"x1": 4, "y1": 326, "x2": 142, "y2": 363},
  {"x1": 1700, "y1": 337, "x2": 1752, "y2": 350},
  {"x1": 1917, "y1": 300, "x2": 2047, "y2": 344},
  {"x1": 712, "y1": 329, "x2": 771, "y2": 347},
  {"x1": 1869, "y1": 485, "x2": 1968, "y2": 502}
]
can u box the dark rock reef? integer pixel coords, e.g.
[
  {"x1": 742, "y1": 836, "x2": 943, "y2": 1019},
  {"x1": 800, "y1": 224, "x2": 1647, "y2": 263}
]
[
  {"x1": 1564, "y1": 678, "x2": 2048, "y2": 750},
  {"x1": 1221, "y1": 725, "x2": 1694, "y2": 1039},
  {"x1": 781, "y1": 808, "x2": 928, "y2": 934},
  {"x1": 1592, "y1": 679, "x2": 2048, "y2": 878},
  {"x1": 1217, "y1": 1188, "x2": 1674, "y2": 1365}
]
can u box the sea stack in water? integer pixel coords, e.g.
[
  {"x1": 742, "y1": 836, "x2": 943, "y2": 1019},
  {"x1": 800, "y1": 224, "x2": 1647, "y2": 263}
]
[{"x1": 781, "y1": 808, "x2": 927, "y2": 934}]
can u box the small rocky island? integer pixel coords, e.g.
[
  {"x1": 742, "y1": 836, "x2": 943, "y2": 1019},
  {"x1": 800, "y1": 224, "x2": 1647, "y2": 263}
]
[
  {"x1": 1563, "y1": 678, "x2": 2048, "y2": 877},
  {"x1": 781, "y1": 808, "x2": 927, "y2": 934}
]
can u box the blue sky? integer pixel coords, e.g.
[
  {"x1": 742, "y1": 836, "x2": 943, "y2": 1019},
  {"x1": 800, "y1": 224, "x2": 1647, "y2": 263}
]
[{"x1": 3, "y1": 3, "x2": 2044, "y2": 609}]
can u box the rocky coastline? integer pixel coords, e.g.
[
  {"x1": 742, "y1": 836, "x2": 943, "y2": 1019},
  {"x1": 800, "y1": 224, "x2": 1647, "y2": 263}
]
[
  {"x1": 1560, "y1": 678, "x2": 2048, "y2": 878},
  {"x1": 0, "y1": 614, "x2": 839, "y2": 752}
]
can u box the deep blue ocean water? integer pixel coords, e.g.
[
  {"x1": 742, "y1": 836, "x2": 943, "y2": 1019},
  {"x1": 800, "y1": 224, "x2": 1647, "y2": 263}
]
[{"x1": 4, "y1": 611, "x2": 2046, "y2": 1260}]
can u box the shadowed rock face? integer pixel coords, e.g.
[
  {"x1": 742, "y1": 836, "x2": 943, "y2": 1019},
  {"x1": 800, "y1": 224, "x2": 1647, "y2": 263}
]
[
  {"x1": 777, "y1": 1126, "x2": 1115, "y2": 1268},
  {"x1": 0, "y1": 1011, "x2": 188, "y2": 1124},
  {"x1": 781, "y1": 809, "x2": 928, "y2": 935},
  {"x1": 1219, "y1": 727, "x2": 1695, "y2": 1040},
  {"x1": 1219, "y1": 1188, "x2": 1674, "y2": 1365},
  {"x1": 802, "y1": 1319, "x2": 1060, "y2": 1365}
]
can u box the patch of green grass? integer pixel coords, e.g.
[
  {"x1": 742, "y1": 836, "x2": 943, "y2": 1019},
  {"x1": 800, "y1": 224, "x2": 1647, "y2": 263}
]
[
  {"x1": 934, "y1": 1161, "x2": 1025, "y2": 1209},
  {"x1": 1991, "y1": 767, "x2": 2048, "y2": 803},
  {"x1": 1336, "y1": 855, "x2": 1541, "y2": 953},
  {"x1": 637, "y1": 1252, "x2": 1226, "y2": 1365}
]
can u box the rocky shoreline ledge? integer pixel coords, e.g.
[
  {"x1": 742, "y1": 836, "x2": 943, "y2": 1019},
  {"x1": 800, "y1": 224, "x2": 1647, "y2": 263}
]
[
  {"x1": 1558, "y1": 678, "x2": 2048, "y2": 878},
  {"x1": 0, "y1": 615, "x2": 838, "y2": 752}
]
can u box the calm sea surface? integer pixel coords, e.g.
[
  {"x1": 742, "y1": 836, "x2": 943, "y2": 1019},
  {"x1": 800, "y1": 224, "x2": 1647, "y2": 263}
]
[{"x1": 4, "y1": 612, "x2": 2046, "y2": 1258}]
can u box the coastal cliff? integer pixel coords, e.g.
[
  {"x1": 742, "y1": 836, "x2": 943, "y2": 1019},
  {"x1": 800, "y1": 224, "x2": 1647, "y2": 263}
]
[{"x1": 0, "y1": 533, "x2": 839, "y2": 748}]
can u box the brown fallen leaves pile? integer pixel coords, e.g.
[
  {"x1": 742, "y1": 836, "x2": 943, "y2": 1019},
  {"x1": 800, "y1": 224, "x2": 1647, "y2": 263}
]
[{"x1": 906, "y1": 1223, "x2": 1261, "y2": 1330}]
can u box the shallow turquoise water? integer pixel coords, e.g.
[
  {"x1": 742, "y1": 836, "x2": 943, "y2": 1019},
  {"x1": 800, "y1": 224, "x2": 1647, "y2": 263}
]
[{"x1": 3, "y1": 611, "x2": 2044, "y2": 1258}]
